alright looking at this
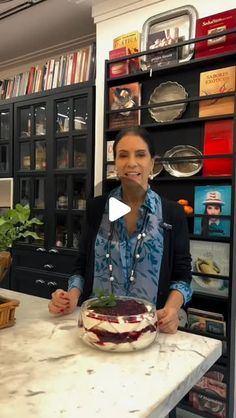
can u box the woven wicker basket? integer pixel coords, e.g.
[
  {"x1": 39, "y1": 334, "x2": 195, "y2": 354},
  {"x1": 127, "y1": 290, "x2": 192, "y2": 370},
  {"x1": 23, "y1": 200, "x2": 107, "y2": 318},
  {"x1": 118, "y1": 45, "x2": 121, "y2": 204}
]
[
  {"x1": 0, "y1": 296, "x2": 20, "y2": 329},
  {"x1": 0, "y1": 251, "x2": 11, "y2": 283}
]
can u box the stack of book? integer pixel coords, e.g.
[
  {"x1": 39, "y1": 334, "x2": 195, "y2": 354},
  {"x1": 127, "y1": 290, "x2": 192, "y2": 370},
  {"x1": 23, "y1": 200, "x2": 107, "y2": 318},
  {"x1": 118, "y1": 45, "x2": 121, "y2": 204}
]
[
  {"x1": 189, "y1": 368, "x2": 226, "y2": 417},
  {"x1": 0, "y1": 44, "x2": 95, "y2": 100},
  {"x1": 109, "y1": 31, "x2": 140, "y2": 79},
  {"x1": 187, "y1": 307, "x2": 226, "y2": 338}
]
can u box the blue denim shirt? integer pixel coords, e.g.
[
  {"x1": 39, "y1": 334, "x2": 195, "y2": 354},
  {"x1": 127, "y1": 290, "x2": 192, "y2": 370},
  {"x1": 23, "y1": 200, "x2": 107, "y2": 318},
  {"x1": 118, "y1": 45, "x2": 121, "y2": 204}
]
[{"x1": 68, "y1": 187, "x2": 192, "y2": 305}]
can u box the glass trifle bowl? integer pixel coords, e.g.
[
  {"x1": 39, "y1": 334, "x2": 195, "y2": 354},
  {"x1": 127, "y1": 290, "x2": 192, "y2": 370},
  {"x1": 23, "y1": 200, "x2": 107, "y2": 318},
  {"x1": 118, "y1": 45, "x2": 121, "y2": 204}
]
[{"x1": 78, "y1": 296, "x2": 159, "y2": 352}]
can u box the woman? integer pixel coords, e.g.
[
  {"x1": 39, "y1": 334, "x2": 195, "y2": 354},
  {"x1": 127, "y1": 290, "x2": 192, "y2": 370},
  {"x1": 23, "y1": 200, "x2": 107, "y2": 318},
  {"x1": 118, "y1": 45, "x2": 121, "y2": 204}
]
[{"x1": 49, "y1": 127, "x2": 192, "y2": 333}]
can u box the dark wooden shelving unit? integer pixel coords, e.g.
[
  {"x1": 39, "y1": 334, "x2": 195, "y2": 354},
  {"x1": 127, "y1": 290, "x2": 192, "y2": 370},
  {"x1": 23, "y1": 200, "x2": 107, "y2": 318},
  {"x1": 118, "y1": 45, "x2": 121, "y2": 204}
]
[{"x1": 103, "y1": 32, "x2": 236, "y2": 417}]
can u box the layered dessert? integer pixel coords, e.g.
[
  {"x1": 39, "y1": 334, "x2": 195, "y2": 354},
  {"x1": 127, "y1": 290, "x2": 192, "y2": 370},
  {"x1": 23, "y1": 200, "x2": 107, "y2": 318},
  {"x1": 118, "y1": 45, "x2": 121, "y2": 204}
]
[{"x1": 78, "y1": 296, "x2": 158, "y2": 352}]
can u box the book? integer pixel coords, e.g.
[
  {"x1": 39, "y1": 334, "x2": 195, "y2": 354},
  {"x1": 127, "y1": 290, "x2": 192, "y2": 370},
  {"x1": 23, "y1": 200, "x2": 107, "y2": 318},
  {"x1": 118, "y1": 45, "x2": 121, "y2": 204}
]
[
  {"x1": 203, "y1": 120, "x2": 233, "y2": 176},
  {"x1": 74, "y1": 50, "x2": 82, "y2": 84},
  {"x1": 198, "y1": 66, "x2": 236, "y2": 117},
  {"x1": 52, "y1": 60, "x2": 60, "y2": 89},
  {"x1": 85, "y1": 44, "x2": 95, "y2": 81},
  {"x1": 113, "y1": 30, "x2": 140, "y2": 54},
  {"x1": 190, "y1": 240, "x2": 230, "y2": 299},
  {"x1": 109, "y1": 47, "x2": 129, "y2": 79},
  {"x1": 187, "y1": 308, "x2": 224, "y2": 321},
  {"x1": 189, "y1": 391, "x2": 226, "y2": 417},
  {"x1": 113, "y1": 31, "x2": 140, "y2": 73},
  {"x1": 107, "y1": 140, "x2": 115, "y2": 162},
  {"x1": 146, "y1": 28, "x2": 179, "y2": 68},
  {"x1": 188, "y1": 313, "x2": 226, "y2": 337},
  {"x1": 191, "y1": 275, "x2": 229, "y2": 298},
  {"x1": 109, "y1": 82, "x2": 141, "y2": 129},
  {"x1": 66, "y1": 54, "x2": 74, "y2": 85},
  {"x1": 190, "y1": 368, "x2": 227, "y2": 417},
  {"x1": 27, "y1": 67, "x2": 35, "y2": 94},
  {"x1": 195, "y1": 8, "x2": 236, "y2": 59},
  {"x1": 193, "y1": 185, "x2": 232, "y2": 238},
  {"x1": 70, "y1": 52, "x2": 78, "y2": 84}
]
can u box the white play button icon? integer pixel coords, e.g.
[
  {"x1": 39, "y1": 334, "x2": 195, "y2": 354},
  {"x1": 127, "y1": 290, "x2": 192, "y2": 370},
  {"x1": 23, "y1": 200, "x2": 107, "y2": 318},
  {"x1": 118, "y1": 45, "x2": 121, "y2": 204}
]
[{"x1": 109, "y1": 197, "x2": 131, "y2": 222}]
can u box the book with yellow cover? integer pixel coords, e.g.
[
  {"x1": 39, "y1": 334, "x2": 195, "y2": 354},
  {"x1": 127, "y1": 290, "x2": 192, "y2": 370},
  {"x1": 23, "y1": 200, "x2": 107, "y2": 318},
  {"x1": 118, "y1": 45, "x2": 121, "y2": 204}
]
[
  {"x1": 113, "y1": 31, "x2": 140, "y2": 54},
  {"x1": 113, "y1": 31, "x2": 140, "y2": 73},
  {"x1": 199, "y1": 66, "x2": 236, "y2": 117}
]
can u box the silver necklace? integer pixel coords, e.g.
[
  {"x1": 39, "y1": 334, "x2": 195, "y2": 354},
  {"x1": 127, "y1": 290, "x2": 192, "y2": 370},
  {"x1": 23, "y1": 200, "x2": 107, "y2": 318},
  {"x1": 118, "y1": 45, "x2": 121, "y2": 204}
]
[{"x1": 105, "y1": 208, "x2": 149, "y2": 293}]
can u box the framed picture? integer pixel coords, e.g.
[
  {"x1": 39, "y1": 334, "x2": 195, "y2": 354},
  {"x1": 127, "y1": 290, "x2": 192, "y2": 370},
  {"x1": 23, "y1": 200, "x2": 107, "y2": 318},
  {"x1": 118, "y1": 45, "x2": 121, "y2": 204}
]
[
  {"x1": 194, "y1": 185, "x2": 232, "y2": 238},
  {"x1": 190, "y1": 240, "x2": 229, "y2": 297},
  {"x1": 141, "y1": 5, "x2": 198, "y2": 69}
]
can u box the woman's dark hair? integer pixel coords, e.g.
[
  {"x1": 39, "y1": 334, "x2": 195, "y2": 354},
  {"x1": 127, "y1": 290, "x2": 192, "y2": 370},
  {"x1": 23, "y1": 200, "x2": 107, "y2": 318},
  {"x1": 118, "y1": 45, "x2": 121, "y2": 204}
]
[{"x1": 113, "y1": 127, "x2": 155, "y2": 159}]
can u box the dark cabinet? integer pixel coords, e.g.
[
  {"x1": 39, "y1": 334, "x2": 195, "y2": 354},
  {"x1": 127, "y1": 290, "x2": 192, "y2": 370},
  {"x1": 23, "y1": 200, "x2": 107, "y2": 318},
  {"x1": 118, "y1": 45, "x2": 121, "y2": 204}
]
[
  {"x1": 104, "y1": 46, "x2": 236, "y2": 417},
  {"x1": 0, "y1": 103, "x2": 13, "y2": 177},
  {"x1": 11, "y1": 266, "x2": 68, "y2": 299},
  {"x1": 6, "y1": 83, "x2": 95, "y2": 298}
]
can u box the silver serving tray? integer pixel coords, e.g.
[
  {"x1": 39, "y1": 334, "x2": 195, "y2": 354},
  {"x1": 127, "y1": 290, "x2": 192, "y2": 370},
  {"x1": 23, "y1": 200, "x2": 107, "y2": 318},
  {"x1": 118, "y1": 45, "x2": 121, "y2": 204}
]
[
  {"x1": 163, "y1": 145, "x2": 202, "y2": 177},
  {"x1": 149, "y1": 81, "x2": 188, "y2": 122},
  {"x1": 141, "y1": 5, "x2": 198, "y2": 70},
  {"x1": 153, "y1": 155, "x2": 163, "y2": 177}
]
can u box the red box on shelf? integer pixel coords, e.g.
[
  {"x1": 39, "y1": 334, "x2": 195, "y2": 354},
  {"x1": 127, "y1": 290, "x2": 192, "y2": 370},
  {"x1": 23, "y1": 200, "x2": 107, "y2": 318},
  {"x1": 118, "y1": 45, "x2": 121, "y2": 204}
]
[
  {"x1": 195, "y1": 9, "x2": 236, "y2": 58},
  {"x1": 203, "y1": 119, "x2": 233, "y2": 176}
]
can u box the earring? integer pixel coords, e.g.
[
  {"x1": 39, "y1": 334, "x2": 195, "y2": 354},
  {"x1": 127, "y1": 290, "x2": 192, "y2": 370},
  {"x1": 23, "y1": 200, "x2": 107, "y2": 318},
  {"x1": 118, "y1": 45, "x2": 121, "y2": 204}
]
[{"x1": 149, "y1": 171, "x2": 154, "y2": 180}]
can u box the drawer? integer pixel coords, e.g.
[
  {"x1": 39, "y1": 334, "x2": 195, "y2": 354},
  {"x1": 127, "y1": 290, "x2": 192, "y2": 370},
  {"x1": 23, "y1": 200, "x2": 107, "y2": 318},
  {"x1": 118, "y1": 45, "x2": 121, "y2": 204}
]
[
  {"x1": 12, "y1": 249, "x2": 77, "y2": 275},
  {"x1": 11, "y1": 267, "x2": 68, "y2": 299}
]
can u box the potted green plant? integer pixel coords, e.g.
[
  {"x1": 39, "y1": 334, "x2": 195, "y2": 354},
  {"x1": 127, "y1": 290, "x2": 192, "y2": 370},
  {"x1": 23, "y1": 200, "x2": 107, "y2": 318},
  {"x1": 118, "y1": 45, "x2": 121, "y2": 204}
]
[{"x1": 0, "y1": 204, "x2": 43, "y2": 328}]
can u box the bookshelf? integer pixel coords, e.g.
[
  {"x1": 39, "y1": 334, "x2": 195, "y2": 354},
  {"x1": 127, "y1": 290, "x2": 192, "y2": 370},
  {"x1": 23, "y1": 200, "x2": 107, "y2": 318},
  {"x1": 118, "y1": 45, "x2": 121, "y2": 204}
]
[
  {"x1": 0, "y1": 44, "x2": 95, "y2": 100},
  {"x1": 103, "y1": 36, "x2": 236, "y2": 418}
]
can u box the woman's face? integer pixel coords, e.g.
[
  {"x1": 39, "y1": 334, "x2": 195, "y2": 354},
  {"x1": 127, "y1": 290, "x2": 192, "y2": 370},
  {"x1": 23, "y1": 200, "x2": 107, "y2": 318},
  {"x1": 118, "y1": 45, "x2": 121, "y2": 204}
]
[
  {"x1": 115, "y1": 134, "x2": 154, "y2": 191},
  {"x1": 206, "y1": 204, "x2": 221, "y2": 216}
]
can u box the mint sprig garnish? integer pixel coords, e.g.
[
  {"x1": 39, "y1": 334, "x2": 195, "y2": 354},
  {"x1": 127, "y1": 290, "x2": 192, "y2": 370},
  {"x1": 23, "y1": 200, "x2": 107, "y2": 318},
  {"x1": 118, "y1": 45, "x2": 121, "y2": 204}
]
[{"x1": 89, "y1": 289, "x2": 117, "y2": 309}]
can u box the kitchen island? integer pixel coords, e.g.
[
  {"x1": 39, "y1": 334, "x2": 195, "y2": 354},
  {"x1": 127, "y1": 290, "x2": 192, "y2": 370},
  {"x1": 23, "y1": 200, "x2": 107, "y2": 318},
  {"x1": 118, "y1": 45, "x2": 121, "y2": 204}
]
[{"x1": 0, "y1": 289, "x2": 222, "y2": 418}]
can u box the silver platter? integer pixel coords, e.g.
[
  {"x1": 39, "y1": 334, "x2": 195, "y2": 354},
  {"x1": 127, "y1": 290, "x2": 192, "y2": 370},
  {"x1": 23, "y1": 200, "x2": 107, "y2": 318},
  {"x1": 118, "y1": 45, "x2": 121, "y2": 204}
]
[
  {"x1": 141, "y1": 5, "x2": 198, "y2": 70},
  {"x1": 153, "y1": 155, "x2": 163, "y2": 177},
  {"x1": 148, "y1": 81, "x2": 188, "y2": 122},
  {"x1": 163, "y1": 145, "x2": 202, "y2": 177}
]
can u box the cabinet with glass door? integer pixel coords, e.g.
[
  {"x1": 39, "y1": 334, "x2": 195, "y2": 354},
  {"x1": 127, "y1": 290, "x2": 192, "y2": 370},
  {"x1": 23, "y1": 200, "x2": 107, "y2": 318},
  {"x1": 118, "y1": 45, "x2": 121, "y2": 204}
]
[
  {"x1": 0, "y1": 103, "x2": 13, "y2": 178},
  {"x1": 11, "y1": 84, "x2": 95, "y2": 298}
]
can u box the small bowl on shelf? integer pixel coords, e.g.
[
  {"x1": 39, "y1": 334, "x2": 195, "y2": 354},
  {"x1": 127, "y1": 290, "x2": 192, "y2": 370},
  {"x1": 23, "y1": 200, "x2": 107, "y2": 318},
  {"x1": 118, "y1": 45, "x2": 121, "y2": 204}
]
[{"x1": 78, "y1": 296, "x2": 158, "y2": 352}]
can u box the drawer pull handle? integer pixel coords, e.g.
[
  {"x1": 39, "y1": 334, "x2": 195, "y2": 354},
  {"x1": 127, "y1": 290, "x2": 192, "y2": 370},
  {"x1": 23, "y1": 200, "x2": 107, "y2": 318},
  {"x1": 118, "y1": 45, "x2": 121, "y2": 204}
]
[
  {"x1": 35, "y1": 279, "x2": 45, "y2": 284},
  {"x1": 47, "y1": 281, "x2": 57, "y2": 287},
  {"x1": 36, "y1": 247, "x2": 46, "y2": 252},
  {"x1": 43, "y1": 264, "x2": 54, "y2": 269},
  {"x1": 48, "y1": 248, "x2": 59, "y2": 254}
]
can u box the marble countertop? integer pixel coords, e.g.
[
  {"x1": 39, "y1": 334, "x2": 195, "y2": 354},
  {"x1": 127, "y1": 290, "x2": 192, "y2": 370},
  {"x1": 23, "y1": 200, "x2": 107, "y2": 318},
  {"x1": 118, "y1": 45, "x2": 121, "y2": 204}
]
[{"x1": 0, "y1": 289, "x2": 222, "y2": 418}]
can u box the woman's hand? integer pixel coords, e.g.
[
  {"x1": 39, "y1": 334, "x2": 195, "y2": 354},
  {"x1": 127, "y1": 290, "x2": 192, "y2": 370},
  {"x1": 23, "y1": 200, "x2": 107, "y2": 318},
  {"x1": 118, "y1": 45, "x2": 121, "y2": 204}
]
[
  {"x1": 48, "y1": 288, "x2": 80, "y2": 315},
  {"x1": 156, "y1": 307, "x2": 179, "y2": 334}
]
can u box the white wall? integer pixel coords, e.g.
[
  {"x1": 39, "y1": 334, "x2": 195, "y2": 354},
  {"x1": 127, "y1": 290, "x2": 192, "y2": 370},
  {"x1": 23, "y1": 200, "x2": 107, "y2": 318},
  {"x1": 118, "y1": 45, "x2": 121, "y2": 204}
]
[{"x1": 92, "y1": 0, "x2": 236, "y2": 194}]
